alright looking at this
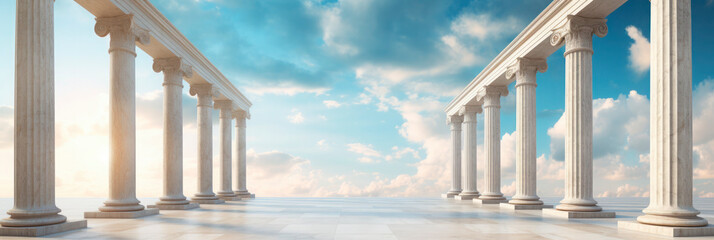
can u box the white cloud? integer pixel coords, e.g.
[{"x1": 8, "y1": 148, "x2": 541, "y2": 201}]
[
  {"x1": 313, "y1": 2, "x2": 359, "y2": 56},
  {"x1": 548, "y1": 90, "x2": 650, "y2": 162},
  {"x1": 287, "y1": 108, "x2": 305, "y2": 124},
  {"x1": 245, "y1": 82, "x2": 330, "y2": 96},
  {"x1": 691, "y1": 79, "x2": 714, "y2": 179},
  {"x1": 323, "y1": 100, "x2": 342, "y2": 108},
  {"x1": 625, "y1": 25, "x2": 650, "y2": 74},
  {"x1": 450, "y1": 13, "x2": 520, "y2": 41},
  {"x1": 347, "y1": 143, "x2": 382, "y2": 158},
  {"x1": 385, "y1": 146, "x2": 420, "y2": 161},
  {"x1": 357, "y1": 93, "x2": 372, "y2": 104},
  {"x1": 358, "y1": 157, "x2": 376, "y2": 163},
  {"x1": 246, "y1": 149, "x2": 334, "y2": 197},
  {"x1": 597, "y1": 184, "x2": 649, "y2": 198}
]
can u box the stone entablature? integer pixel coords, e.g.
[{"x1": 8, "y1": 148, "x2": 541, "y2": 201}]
[
  {"x1": 444, "y1": 0, "x2": 626, "y2": 117},
  {"x1": 76, "y1": 0, "x2": 251, "y2": 115}
]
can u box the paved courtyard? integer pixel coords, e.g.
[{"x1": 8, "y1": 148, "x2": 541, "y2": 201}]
[{"x1": 1, "y1": 197, "x2": 714, "y2": 239}]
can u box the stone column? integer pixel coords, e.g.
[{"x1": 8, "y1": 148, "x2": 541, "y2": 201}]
[
  {"x1": 146, "y1": 58, "x2": 197, "y2": 210},
  {"x1": 501, "y1": 57, "x2": 549, "y2": 210},
  {"x1": 189, "y1": 85, "x2": 224, "y2": 204},
  {"x1": 456, "y1": 106, "x2": 481, "y2": 200},
  {"x1": 234, "y1": 111, "x2": 253, "y2": 198},
  {"x1": 85, "y1": 14, "x2": 158, "y2": 218},
  {"x1": 475, "y1": 86, "x2": 508, "y2": 205},
  {"x1": 442, "y1": 115, "x2": 463, "y2": 198},
  {"x1": 544, "y1": 15, "x2": 611, "y2": 218},
  {"x1": 620, "y1": 1, "x2": 714, "y2": 236},
  {"x1": 0, "y1": 1, "x2": 87, "y2": 236},
  {"x1": 215, "y1": 100, "x2": 240, "y2": 201}
]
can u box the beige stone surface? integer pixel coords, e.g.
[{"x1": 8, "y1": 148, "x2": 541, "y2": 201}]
[
  {"x1": 216, "y1": 100, "x2": 238, "y2": 199},
  {"x1": 84, "y1": 208, "x2": 159, "y2": 219},
  {"x1": 3, "y1": 0, "x2": 69, "y2": 230},
  {"x1": 234, "y1": 111, "x2": 252, "y2": 197},
  {"x1": 479, "y1": 86, "x2": 509, "y2": 202},
  {"x1": 619, "y1": 221, "x2": 714, "y2": 237},
  {"x1": 147, "y1": 203, "x2": 199, "y2": 210},
  {"x1": 542, "y1": 208, "x2": 615, "y2": 218},
  {"x1": 637, "y1": 0, "x2": 708, "y2": 228},
  {"x1": 0, "y1": 220, "x2": 87, "y2": 237},
  {"x1": 4, "y1": 197, "x2": 710, "y2": 239},
  {"x1": 444, "y1": 115, "x2": 463, "y2": 197},
  {"x1": 504, "y1": 58, "x2": 547, "y2": 206},
  {"x1": 153, "y1": 57, "x2": 193, "y2": 208},
  {"x1": 500, "y1": 202, "x2": 553, "y2": 211},
  {"x1": 551, "y1": 15, "x2": 608, "y2": 214},
  {"x1": 473, "y1": 199, "x2": 508, "y2": 205},
  {"x1": 219, "y1": 196, "x2": 243, "y2": 201},
  {"x1": 94, "y1": 14, "x2": 150, "y2": 213},
  {"x1": 458, "y1": 105, "x2": 482, "y2": 200},
  {"x1": 441, "y1": 193, "x2": 458, "y2": 199},
  {"x1": 191, "y1": 199, "x2": 226, "y2": 204},
  {"x1": 190, "y1": 84, "x2": 221, "y2": 202},
  {"x1": 454, "y1": 195, "x2": 478, "y2": 201}
]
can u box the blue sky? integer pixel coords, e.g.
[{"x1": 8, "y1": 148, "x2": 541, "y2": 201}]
[{"x1": 0, "y1": 0, "x2": 713, "y2": 198}]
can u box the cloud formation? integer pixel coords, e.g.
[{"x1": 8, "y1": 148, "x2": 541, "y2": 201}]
[
  {"x1": 625, "y1": 25, "x2": 650, "y2": 75},
  {"x1": 287, "y1": 109, "x2": 305, "y2": 124}
]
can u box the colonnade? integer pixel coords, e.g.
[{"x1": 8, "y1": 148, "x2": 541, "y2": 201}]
[
  {"x1": 444, "y1": 0, "x2": 713, "y2": 237},
  {"x1": 0, "y1": 0, "x2": 253, "y2": 237}
]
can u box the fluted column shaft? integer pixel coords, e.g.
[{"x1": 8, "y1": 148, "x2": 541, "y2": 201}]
[
  {"x1": 153, "y1": 58, "x2": 191, "y2": 206},
  {"x1": 479, "y1": 87, "x2": 508, "y2": 200},
  {"x1": 460, "y1": 106, "x2": 481, "y2": 198},
  {"x1": 215, "y1": 101, "x2": 237, "y2": 197},
  {"x1": 1, "y1": 0, "x2": 66, "y2": 227},
  {"x1": 95, "y1": 14, "x2": 150, "y2": 212},
  {"x1": 446, "y1": 115, "x2": 463, "y2": 196},
  {"x1": 234, "y1": 112, "x2": 251, "y2": 196},
  {"x1": 637, "y1": 0, "x2": 707, "y2": 227},
  {"x1": 506, "y1": 58, "x2": 546, "y2": 205},
  {"x1": 191, "y1": 85, "x2": 220, "y2": 200},
  {"x1": 551, "y1": 15, "x2": 607, "y2": 212}
]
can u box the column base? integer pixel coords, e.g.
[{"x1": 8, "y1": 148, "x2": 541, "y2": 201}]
[
  {"x1": 454, "y1": 194, "x2": 479, "y2": 200},
  {"x1": 219, "y1": 196, "x2": 243, "y2": 201},
  {"x1": 542, "y1": 208, "x2": 615, "y2": 218},
  {"x1": 441, "y1": 192, "x2": 460, "y2": 199},
  {"x1": 499, "y1": 203, "x2": 553, "y2": 210},
  {"x1": 618, "y1": 221, "x2": 714, "y2": 237},
  {"x1": 473, "y1": 198, "x2": 508, "y2": 205},
  {"x1": 0, "y1": 220, "x2": 87, "y2": 237},
  {"x1": 191, "y1": 199, "x2": 225, "y2": 204},
  {"x1": 84, "y1": 208, "x2": 160, "y2": 219},
  {"x1": 236, "y1": 193, "x2": 254, "y2": 199},
  {"x1": 147, "y1": 203, "x2": 199, "y2": 210}
]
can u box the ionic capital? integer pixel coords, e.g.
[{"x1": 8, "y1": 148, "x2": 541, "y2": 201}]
[
  {"x1": 214, "y1": 100, "x2": 233, "y2": 110},
  {"x1": 459, "y1": 105, "x2": 482, "y2": 115},
  {"x1": 153, "y1": 57, "x2": 193, "y2": 78},
  {"x1": 460, "y1": 105, "x2": 482, "y2": 123},
  {"x1": 233, "y1": 111, "x2": 248, "y2": 128},
  {"x1": 479, "y1": 86, "x2": 508, "y2": 108},
  {"x1": 214, "y1": 100, "x2": 234, "y2": 119},
  {"x1": 479, "y1": 86, "x2": 508, "y2": 98},
  {"x1": 484, "y1": 86, "x2": 508, "y2": 108},
  {"x1": 505, "y1": 57, "x2": 547, "y2": 83},
  {"x1": 190, "y1": 84, "x2": 214, "y2": 107},
  {"x1": 447, "y1": 114, "x2": 464, "y2": 125},
  {"x1": 95, "y1": 14, "x2": 150, "y2": 55},
  {"x1": 550, "y1": 15, "x2": 607, "y2": 53}
]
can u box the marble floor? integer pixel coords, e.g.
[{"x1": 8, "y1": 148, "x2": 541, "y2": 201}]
[{"x1": 1, "y1": 197, "x2": 714, "y2": 239}]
